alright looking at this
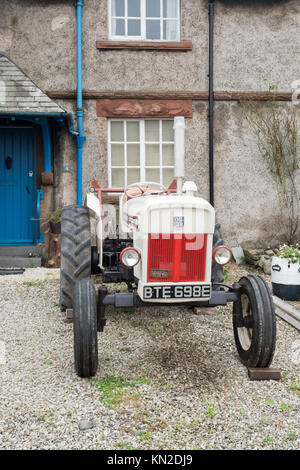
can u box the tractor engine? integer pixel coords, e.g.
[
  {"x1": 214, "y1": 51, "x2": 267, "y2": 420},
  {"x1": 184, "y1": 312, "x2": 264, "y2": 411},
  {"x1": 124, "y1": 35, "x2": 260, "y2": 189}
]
[{"x1": 119, "y1": 185, "x2": 215, "y2": 303}]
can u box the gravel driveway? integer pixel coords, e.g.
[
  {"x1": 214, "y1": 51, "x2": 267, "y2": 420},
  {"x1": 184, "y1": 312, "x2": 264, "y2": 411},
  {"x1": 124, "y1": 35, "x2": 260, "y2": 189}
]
[{"x1": 0, "y1": 267, "x2": 299, "y2": 450}]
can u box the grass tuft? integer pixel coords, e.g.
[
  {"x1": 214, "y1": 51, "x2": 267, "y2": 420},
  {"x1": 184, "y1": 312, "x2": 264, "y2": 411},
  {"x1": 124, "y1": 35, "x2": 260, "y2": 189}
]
[{"x1": 91, "y1": 376, "x2": 150, "y2": 406}]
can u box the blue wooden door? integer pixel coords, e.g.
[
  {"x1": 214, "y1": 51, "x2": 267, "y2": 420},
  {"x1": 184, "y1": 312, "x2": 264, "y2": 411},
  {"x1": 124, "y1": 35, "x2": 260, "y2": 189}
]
[{"x1": 0, "y1": 128, "x2": 36, "y2": 245}]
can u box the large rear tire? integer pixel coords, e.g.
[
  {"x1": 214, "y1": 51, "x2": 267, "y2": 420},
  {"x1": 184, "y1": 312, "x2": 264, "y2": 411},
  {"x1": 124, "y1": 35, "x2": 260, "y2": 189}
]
[
  {"x1": 74, "y1": 279, "x2": 98, "y2": 378},
  {"x1": 233, "y1": 275, "x2": 276, "y2": 368},
  {"x1": 60, "y1": 205, "x2": 91, "y2": 310}
]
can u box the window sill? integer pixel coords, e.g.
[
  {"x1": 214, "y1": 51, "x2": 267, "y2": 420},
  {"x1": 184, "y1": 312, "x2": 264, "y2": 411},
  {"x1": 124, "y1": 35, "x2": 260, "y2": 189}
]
[{"x1": 96, "y1": 40, "x2": 192, "y2": 51}]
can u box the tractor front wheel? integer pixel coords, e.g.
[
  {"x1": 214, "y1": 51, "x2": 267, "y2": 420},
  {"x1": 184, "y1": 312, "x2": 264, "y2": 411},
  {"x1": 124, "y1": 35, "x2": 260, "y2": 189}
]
[
  {"x1": 233, "y1": 275, "x2": 276, "y2": 368},
  {"x1": 74, "y1": 278, "x2": 98, "y2": 378}
]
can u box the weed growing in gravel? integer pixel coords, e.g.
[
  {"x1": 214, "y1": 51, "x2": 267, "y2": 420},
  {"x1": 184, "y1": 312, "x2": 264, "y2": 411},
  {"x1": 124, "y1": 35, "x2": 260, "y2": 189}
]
[
  {"x1": 261, "y1": 417, "x2": 267, "y2": 425},
  {"x1": 223, "y1": 266, "x2": 229, "y2": 282},
  {"x1": 265, "y1": 398, "x2": 275, "y2": 406},
  {"x1": 122, "y1": 308, "x2": 135, "y2": 315},
  {"x1": 288, "y1": 431, "x2": 297, "y2": 441},
  {"x1": 263, "y1": 436, "x2": 273, "y2": 447},
  {"x1": 149, "y1": 324, "x2": 165, "y2": 335},
  {"x1": 240, "y1": 409, "x2": 247, "y2": 416},
  {"x1": 23, "y1": 280, "x2": 45, "y2": 287},
  {"x1": 288, "y1": 382, "x2": 300, "y2": 395},
  {"x1": 52, "y1": 302, "x2": 60, "y2": 308},
  {"x1": 91, "y1": 376, "x2": 150, "y2": 406},
  {"x1": 206, "y1": 405, "x2": 215, "y2": 418},
  {"x1": 119, "y1": 347, "x2": 131, "y2": 352},
  {"x1": 136, "y1": 431, "x2": 151, "y2": 441},
  {"x1": 43, "y1": 360, "x2": 52, "y2": 365},
  {"x1": 115, "y1": 442, "x2": 140, "y2": 450},
  {"x1": 279, "y1": 403, "x2": 291, "y2": 413}
]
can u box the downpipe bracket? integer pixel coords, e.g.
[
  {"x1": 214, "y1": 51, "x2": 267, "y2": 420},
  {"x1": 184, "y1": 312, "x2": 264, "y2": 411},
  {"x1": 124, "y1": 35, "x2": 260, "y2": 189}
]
[{"x1": 75, "y1": 135, "x2": 86, "y2": 149}]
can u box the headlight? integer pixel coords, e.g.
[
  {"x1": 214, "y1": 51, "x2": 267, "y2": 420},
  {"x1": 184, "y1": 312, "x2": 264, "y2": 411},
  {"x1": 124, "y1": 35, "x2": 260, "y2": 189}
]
[
  {"x1": 212, "y1": 246, "x2": 232, "y2": 266},
  {"x1": 120, "y1": 247, "x2": 141, "y2": 268}
]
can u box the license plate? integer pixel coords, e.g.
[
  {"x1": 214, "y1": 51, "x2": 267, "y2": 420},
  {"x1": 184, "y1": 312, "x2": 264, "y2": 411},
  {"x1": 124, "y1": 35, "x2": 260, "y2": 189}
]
[{"x1": 143, "y1": 284, "x2": 211, "y2": 300}]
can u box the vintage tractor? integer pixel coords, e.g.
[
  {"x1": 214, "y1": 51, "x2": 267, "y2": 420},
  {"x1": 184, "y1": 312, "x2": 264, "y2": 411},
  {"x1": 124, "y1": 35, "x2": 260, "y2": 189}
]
[{"x1": 60, "y1": 117, "x2": 276, "y2": 378}]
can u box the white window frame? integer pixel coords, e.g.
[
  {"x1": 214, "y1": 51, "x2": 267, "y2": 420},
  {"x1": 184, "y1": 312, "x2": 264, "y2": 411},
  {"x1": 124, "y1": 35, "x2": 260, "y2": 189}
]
[
  {"x1": 108, "y1": 119, "x2": 175, "y2": 188},
  {"x1": 108, "y1": 0, "x2": 180, "y2": 42}
]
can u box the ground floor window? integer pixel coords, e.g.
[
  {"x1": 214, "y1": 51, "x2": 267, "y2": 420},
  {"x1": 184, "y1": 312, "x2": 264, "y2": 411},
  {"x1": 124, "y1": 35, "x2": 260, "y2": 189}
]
[{"x1": 108, "y1": 119, "x2": 174, "y2": 188}]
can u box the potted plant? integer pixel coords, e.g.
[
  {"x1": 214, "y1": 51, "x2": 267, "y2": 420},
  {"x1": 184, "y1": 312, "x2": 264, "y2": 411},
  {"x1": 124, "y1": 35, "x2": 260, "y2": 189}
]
[
  {"x1": 272, "y1": 244, "x2": 300, "y2": 301},
  {"x1": 47, "y1": 208, "x2": 62, "y2": 234}
]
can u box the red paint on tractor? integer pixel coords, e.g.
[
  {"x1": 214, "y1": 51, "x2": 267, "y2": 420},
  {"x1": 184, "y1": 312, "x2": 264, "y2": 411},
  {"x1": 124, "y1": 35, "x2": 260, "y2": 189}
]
[{"x1": 147, "y1": 234, "x2": 207, "y2": 282}]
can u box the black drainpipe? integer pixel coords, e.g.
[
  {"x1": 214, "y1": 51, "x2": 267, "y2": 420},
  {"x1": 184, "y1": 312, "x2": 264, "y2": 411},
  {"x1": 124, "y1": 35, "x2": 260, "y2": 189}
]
[{"x1": 208, "y1": 0, "x2": 215, "y2": 207}]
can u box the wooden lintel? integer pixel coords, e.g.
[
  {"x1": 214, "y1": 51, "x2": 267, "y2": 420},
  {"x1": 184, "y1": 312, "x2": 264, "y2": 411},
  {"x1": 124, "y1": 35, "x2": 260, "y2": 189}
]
[
  {"x1": 96, "y1": 99, "x2": 193, "y2": 118},
  {"x1": 47, "y1": 90, "x2": 292, "y2": 102}
]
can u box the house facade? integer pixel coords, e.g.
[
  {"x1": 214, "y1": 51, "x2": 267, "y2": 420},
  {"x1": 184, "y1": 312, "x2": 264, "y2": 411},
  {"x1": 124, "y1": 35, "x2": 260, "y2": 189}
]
[{"x1": 0, "y1": 0, "x2": 299, "y2": 263}]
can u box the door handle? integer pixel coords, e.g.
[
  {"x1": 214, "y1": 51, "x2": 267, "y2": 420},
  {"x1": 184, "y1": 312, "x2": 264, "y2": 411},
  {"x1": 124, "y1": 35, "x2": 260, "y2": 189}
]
[{"x1": 26, "y1": 186, "x2": 31, "y2": 195}]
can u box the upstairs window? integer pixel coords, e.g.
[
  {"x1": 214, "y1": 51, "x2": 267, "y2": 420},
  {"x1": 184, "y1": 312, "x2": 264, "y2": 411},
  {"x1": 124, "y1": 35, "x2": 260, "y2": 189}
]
[{"x1": 110, "y1": 0, "x2": 180, "y2": 41}]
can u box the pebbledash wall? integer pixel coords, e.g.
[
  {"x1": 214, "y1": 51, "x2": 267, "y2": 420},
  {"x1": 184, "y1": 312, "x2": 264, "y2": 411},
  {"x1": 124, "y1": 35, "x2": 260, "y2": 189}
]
[{"x1": 0, "y1": 0, "x2": 299, "y2": 248}]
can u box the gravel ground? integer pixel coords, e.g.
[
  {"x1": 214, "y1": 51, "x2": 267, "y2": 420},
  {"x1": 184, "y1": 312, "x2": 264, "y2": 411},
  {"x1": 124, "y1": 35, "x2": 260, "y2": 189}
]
[{"x1": 0, "y1": 265, "x2": 299, "y2": 450}]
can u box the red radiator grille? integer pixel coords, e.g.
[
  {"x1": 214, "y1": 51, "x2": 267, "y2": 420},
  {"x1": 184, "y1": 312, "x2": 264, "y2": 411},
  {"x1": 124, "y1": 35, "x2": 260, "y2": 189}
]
[{"x1": 148, "y1": 234, "x2": 207, "y2": 282}]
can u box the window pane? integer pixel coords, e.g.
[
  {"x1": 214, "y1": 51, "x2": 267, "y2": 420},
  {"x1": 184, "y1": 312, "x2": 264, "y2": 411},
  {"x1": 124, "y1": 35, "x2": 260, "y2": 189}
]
[
  {"x1": 127, "y1": 144, "x2": 140, "y2": 166},
  {"x1": 127, "y1": 122, "x2": 140, "y2": 141},
  {"x1": 146, "y1": 168, "x2": 160, "y2": 183},
  {"x1": 111, "y1": 144, "x2": 124, "y2": 166},
  {"x1": 128, "y1": 0, "x2": 141, "y2": 17},
  {"x1": 162, "y1": 121, "x2": 174, "y2": 141},
  {"x1": 128, "y1": 168, "x2": 141, "y2": 185},
  {"x1": 112, "y1": 0, "x2": 125, "y2": 16},
  {"x1": 128, "y1": 19, "x2": 141, "y2": 36},
  {"x1": 163, "y1": 0, "x2": 178, "y2": 18},
  {"x1": 111, "y1": 121, "x2": 124, "y2": 141},
  {"x1": 112, "y1": 168, "x2": 125, "y2": 187},
  {"x1": 112, "y1": 18, "x2": 125, "y2": 36},
  {"x1": 146, "y1": 0, "x2": 161, "y2": 17},
  {"x1": 146, "y1": 20, "x2": 161, "y2": 40},
  {"x1": 162, "y1": 144, "x2": 174, "y2": 165},
  {"x1": 146, "y1": 144, "x2": 160, "y2": 166},
  {"x1": 145, "y1": 120, "x2": 159, "y2": 141},
  {"x1": 163, "y1": 19, "x2": 178, "y2": 40},
  {"x1": 163, "y1": 168, "x2": 174, "y2": 186}
]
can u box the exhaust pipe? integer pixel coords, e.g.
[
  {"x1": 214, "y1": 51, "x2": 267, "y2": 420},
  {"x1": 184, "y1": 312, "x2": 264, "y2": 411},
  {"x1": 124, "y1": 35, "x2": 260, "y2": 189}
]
[{"x1": 173, "y1": 117, "x2": 185, "y2": 195}]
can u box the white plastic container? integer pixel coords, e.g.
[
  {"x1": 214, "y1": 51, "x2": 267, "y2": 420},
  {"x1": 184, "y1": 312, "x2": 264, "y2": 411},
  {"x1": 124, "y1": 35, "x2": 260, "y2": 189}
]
[{"x1": 271, "y1": 256, "x2": 300, "y2": 301}]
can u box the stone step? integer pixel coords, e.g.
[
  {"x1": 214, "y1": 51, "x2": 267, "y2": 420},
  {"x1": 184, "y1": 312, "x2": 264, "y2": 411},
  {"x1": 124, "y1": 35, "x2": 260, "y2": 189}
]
[
  {"x1": 0, "y1": 256, "x2": 42, "y2": 268},
  {"x1": 0, "y1": 245, "x2": 43, "y2": 257}
]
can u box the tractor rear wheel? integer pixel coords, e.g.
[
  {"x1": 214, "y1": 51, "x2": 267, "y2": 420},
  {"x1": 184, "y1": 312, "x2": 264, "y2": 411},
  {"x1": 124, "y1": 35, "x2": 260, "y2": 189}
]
[
  {"x1": 233, "y1": 275, "x2": 276, "y2": 368},
  {"x1": 60, "y1": 205, "x2": 91, "y2": 310},
  {"x1": 74, "y1": 278, "x2": 98, "y2": 377}
]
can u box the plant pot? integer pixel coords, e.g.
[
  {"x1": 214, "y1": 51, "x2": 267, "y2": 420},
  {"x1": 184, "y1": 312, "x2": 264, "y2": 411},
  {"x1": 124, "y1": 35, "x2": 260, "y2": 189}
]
[
  {"x1": 271, "y1": 256, "x2": 300, "y2": 301},
  {"x1": 49, "y1": 221, "x2": 61, "y2": 234}
]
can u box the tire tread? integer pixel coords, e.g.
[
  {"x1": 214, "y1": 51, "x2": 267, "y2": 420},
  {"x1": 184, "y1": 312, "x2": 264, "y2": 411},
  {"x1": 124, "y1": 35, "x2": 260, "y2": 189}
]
[{"x1": 60, "y1": 205, "x2": 91, "y2": 310}]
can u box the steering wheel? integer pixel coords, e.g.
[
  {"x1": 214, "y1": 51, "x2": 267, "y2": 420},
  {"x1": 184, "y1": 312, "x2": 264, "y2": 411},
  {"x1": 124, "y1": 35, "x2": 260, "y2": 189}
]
[{"x1": 125, "y1": 182, "x2": 167, "y2": 199}]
